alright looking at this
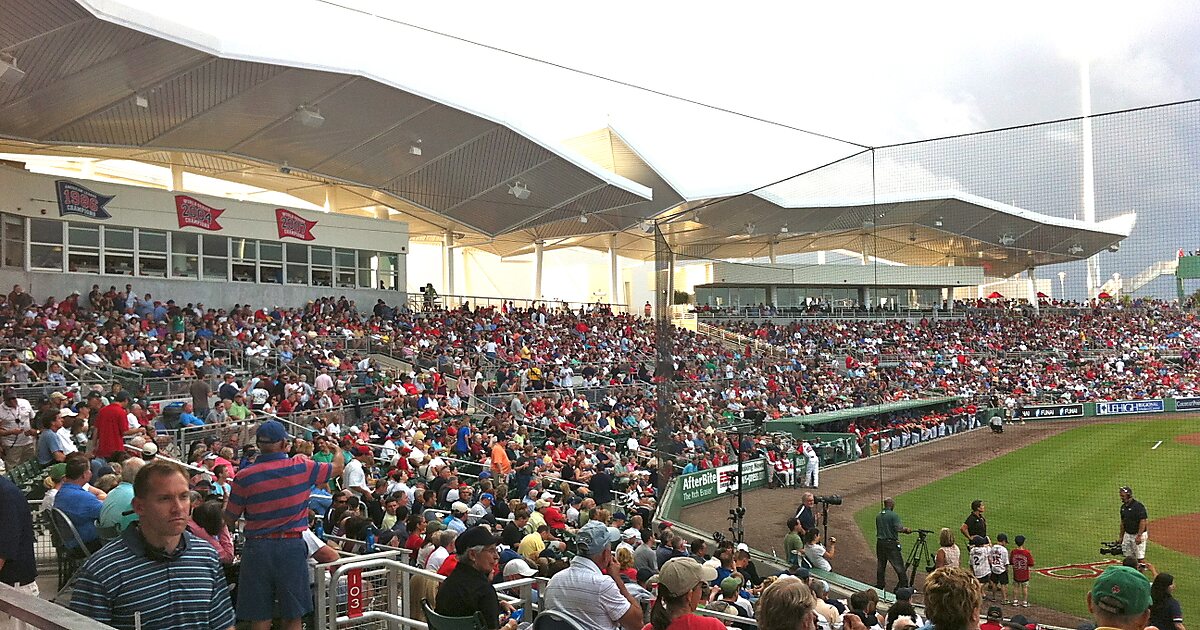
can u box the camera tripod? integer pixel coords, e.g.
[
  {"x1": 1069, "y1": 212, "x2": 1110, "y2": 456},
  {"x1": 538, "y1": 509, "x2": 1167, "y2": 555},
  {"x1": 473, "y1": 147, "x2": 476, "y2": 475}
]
[{"x1": 904, "y1": 529, "x2": 935, "y2": 587}]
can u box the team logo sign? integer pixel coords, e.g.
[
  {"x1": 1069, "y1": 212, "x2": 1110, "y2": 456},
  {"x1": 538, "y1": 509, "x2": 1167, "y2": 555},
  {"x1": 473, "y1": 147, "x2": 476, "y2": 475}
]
[
  {"x1": 175, "y1": 195, "x2": 225, "y2": 231},
  {"x1": 1035, "y1": 559, "x2": 1119, "y2": 580},
  {"x1": 55, "y1": 180, "x2": 113, "y2": 220},
  {"x1": 275, "y1": 208, "x2": 317, "y2": 241}
]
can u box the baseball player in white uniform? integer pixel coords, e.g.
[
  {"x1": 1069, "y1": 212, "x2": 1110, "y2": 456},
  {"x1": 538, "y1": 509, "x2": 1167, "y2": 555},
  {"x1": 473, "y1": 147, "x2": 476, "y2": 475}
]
[{"x1": 801, "y1": 440, "x2": 820, "y2": 488}]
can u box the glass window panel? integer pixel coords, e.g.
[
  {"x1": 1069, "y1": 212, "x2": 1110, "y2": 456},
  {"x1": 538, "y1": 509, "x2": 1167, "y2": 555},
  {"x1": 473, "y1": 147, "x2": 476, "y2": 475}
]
[
  {"x1": 173, "y1": 232, "x2": 199, "y2": 255},
  {"x1": 312, "y1": 268, "x2": 333, "y2": 287},
  {"x1": 358, "y1": 268, "x2": 375, "y2": 289},
  {"x1": 104, "y1": 253, "x2": 134, "y2": 276},
  {"x1": 30, "y1": 244, "x2": 63, "y2": 270},
  {"x1": 68, "y1": 225, "x2": 100, "y2": 248},
  {"x1": 105, "y1": 227, "x2": 134, "y2": 250},
  {"x1": 286, "y1": 264, "x2": 308, "y2": 285},
  {"x1": 286, "y1": 243, "x2": 308, "y2": 263},
  {"x1": 138, "y1": 255, "x2": 167, "y2": 277},
  {"x1": 172, "y1": 254, "x2": 199, "y2": 278},
  {"x1": 3, "y1": 216, "x2": 25, "y2": 269},
  {"x1": 259, "y1": 242, "x2": 282, "y2": 262},
  {"x1": 311, "y1": 247, "x2": 332, "y2": 266},
  {"x1": 336, "y1": 270, "x2": 356, "y2": 288},
  {"x1": 202, "y1": 257, "x2": 227, "y2": 281},
  {"x1": 29, "y1": 219, "x2": 63, "y2": 244},
  {"x1": 259, "y1": 264, "x2": 283, "y2": 284},
  {"x1": 231, "y1": 238, "x2": 255, "y2": 263},
  {"x1": 68, "y1": 251, "x2": 100, "y2": 273},
  {"x1": 139, "y1": 230, "x2": 166, "y2": 253},
  {"x1": 335, "y1": 249, "x2": 356, "y2": 269},
  {"x1": 231, "y1": 261, "x2": 255, "y2": 282},
  {"x1": 202, "y1": 235, "x2": 227, "y2": 256}
]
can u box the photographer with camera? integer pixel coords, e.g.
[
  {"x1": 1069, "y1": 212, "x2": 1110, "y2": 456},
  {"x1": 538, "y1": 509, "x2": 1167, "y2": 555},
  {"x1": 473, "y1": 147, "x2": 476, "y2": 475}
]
[{"x1": 876, "y1": 497, "x2": 913, "y2": 591}]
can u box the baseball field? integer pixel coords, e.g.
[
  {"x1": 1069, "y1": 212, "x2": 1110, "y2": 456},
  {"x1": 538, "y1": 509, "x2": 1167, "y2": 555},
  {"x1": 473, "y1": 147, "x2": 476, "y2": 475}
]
[
  {"x1": 852, "y1": 417, "x2": 1200, "y2": 617},
  {"x1": 681, "y1": 416, "x2": 1200, "y2": 625}
]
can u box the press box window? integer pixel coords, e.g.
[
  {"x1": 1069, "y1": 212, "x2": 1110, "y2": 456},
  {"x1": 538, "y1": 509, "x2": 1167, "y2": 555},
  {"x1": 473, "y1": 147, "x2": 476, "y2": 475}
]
[
  {"x1": 28, "y1": 219, "x2": 64, "y2": 271},
  {"x1": 103, "y1": 227, "x2": 134, "y2": 275}
]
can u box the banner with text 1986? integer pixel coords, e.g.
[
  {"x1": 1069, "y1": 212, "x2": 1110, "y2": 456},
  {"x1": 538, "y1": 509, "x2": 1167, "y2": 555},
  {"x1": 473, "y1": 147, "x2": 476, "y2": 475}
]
[{"x1": 679, "y1": 459, "x2": 767, "y2": 507}]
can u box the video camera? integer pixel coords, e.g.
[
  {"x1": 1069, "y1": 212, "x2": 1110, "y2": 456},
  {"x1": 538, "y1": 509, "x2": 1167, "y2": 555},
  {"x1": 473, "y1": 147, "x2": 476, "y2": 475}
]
[
  {"x1": 1100, "y1": 541, "x2": 1124, "y2": 556},
  {"x1": 814, "y1": 495, "x2": 843, "y2": 506}
]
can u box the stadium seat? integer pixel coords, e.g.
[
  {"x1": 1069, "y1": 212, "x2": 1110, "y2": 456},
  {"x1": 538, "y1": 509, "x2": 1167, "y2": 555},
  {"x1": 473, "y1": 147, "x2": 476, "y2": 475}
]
[
  {"x1": 532, "y1": 609, "x2": 590, "y2": 630},
  {"x1": 422, "y1": 599, "x2": 488, "y2": 630}
]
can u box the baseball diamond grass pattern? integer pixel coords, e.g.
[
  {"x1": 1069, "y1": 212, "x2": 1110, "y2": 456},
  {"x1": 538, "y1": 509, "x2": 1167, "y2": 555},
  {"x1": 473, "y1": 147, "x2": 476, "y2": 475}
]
[{"x1": 853, "y1": 419, "x2": 1200, "y2": 617}]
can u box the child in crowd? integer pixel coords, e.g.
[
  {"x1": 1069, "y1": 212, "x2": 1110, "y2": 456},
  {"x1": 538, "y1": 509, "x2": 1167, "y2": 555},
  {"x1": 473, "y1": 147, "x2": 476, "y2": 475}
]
[
  {"x1": 969, "y1": 535, "x2": 992, "y2": 588},
  {"x1": 1009, "y1": 534, "x2": 1034, "y2": 607},
  {"x1": 989, "y1": 533, "x2": 1011, "y2": 604}
]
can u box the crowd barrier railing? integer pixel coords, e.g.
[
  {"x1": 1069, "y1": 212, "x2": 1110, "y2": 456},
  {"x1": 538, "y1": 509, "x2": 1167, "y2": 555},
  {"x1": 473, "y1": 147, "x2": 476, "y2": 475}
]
[{"x1": 0, "y1": 583, "x2": 116, "y2": 629}]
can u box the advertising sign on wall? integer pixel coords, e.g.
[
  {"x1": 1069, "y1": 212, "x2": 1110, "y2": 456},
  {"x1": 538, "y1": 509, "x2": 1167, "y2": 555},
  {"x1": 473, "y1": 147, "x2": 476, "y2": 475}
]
[
  {"x1": 175, "y1": 195, "x2": 225, "y2": 231},
  {"x1": 1175, "y1": 397, "x2": 1200, "y2": 411},
  {"x1": 1017, "y1": 404, "x2": 1085, "y2": 419},
  {"x1": 276, "y1": 208, "x2": 317, "y2": 241},
  {"x1": 56, "y1": 180, "x2": 113, "y2": 220},
  {"x1": 1095, "y1": 400, "x2": 1165, "y2": 416},
  {"x1": 679, "y1": 459, "x2": 767, "y2": 507}
]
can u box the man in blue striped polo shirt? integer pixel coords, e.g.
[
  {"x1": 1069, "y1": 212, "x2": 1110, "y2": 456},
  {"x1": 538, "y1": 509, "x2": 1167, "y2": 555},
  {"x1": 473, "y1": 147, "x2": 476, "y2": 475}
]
[
  {"x1": 225, "y1": 420, "x2": 344, "y2": 630},
  {"x1": 69, "y1": 460, "x2": 235, "y2": 629}
]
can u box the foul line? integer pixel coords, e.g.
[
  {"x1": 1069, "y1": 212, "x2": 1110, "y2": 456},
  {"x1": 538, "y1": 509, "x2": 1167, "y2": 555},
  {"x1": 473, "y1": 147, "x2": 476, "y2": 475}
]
[{"x1": 1152, "y1": 440, "x2": 1163, "y2": 450}]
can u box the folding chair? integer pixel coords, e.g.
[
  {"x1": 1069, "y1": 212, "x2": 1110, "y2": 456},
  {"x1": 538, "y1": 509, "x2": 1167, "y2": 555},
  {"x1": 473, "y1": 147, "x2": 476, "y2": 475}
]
[{"x1": 47, "y1": 507, "x2": 93, "y2": 602}]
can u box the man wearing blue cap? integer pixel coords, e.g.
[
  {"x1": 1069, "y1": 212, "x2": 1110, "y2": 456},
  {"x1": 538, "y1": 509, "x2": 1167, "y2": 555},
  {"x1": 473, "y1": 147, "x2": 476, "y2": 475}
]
[
  {"x1": 225, "y1": 420, "x2": 344, "y2": 630},
  {"x1": 469, "y1": 492, "x2": 496, "y2": 527},
  {"x1": 543, "y1": 520, "x2": 643, "y2": 630}
]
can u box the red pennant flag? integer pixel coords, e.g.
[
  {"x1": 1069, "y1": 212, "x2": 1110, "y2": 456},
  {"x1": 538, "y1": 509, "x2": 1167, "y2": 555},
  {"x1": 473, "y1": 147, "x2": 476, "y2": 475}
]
[
  {"x1": 275, "y1": 208, "x2": 317, "y2": 241},
  {"x1": 175, "y1": 195, "x2": 225, "y2": 231}
]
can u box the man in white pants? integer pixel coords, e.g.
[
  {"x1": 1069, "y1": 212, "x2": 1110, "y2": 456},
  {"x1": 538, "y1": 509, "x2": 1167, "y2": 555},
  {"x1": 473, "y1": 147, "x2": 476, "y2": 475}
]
[
  {"x1": 1118, "y1": 486, "x2": 1148, "y2": 561},
  {"x1": 801, "y1": 440, "x2": 820, "y2": 488}
]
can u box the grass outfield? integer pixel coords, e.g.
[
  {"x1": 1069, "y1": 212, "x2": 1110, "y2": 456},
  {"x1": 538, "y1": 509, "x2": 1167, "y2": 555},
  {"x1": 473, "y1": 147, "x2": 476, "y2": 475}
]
[{"x1": 853, "y1": 419, "x2": 1200, "y2": 617}]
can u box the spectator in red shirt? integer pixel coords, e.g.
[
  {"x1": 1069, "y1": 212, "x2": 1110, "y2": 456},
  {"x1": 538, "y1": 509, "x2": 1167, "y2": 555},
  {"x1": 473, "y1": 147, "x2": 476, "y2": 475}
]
[{"x1": 94, "y1": 392, "x2": 134, "y2": 459}]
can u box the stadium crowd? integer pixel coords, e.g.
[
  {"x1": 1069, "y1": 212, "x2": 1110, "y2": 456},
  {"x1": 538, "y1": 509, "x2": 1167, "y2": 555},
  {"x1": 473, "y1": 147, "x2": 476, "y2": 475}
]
[{"x1": 0, "y1": 284, "x2": 1195, "y2": 630}]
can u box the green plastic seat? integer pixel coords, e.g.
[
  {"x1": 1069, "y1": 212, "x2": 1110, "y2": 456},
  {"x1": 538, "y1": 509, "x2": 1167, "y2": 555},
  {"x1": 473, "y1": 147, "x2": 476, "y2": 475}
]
[{"x1": 422, "y1": 598, "x2": 488, "y2": 630}]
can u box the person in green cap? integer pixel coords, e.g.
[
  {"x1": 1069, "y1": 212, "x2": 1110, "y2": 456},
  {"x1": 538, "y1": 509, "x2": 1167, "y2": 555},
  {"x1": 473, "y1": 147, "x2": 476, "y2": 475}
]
[{"x1": 1088, "y1": 565, "x2": 1152, "y2": 630}]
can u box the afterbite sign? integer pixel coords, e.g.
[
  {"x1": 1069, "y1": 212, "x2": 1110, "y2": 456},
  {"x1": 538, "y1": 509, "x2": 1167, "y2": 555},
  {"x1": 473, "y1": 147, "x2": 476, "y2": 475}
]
[
  {"x1": 276, "y1": 208, "x2": 317, "y2": 241},
  {"x1": 56, "y1": 180, "x2": 113, "y2": 220},
  {"x1": 679, "y1": 459, "x2": 767, "y2": 507},
  {"x1": 175, "y1": 195, "x2": 225, "y2": 231}
]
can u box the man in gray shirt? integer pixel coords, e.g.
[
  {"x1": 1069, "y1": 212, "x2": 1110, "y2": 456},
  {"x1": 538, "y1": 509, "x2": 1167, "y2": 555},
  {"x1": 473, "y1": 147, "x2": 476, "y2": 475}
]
[{"x1": 633, "y1": 529, "x2": 658, "y2": 573}]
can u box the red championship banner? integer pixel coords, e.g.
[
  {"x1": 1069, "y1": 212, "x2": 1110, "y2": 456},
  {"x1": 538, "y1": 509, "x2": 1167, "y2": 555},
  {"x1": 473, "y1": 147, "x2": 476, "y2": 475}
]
[
  {"x1": 175, "y1": 195, "x2": 225, "y2": 231},
  {"x1": 276, "y1": 208, "x2": 317, "y2": 241},
  {"x1": 346, "y1": 568, "x2": 364, "y2": 618}
]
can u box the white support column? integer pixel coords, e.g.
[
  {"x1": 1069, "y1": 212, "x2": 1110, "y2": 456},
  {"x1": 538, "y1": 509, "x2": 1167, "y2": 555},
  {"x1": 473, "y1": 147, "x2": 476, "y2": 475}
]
[
  {"x1": 768, "y1": 240, "x2": 777, "y2": 264},
  {"x1": 373, "y1": 206, "x2": 389, "y2": 220},
  {"x1": 861, "y1": 235, "x2": 870, "y2": 265},
  {"x1": 1081, "y1": 60, "x2": 1100, "y2": 298},
  {"x1": 170, "y1": 164, "x2": 185, "y2": 192},
  {"x1": 608, "y1": 234, "x2": 619, "y2": 307},
  {"x1": 324, "y1": 185, "x2": 339, "y2": 213},
  {"x1": 533, "y1": 239, "x2": 545, "y2": 300},
  {"x1": 667, "y1": 251, "x2": 676, "y2": 310},
  {"x1": 442, "y1": 230, "x2": 455, "y2": 295},
  {"x1": 817, "y1": 251, "x2": 826, "y2": 265},
  {"x1": 1027, "y1": 268, "x2": 1039, "y2": 313}
]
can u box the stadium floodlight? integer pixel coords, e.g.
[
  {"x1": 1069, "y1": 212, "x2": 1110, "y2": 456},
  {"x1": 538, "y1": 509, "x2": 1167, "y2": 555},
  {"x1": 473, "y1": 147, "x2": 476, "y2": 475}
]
[
  {"x1": 409, "y1": 142, "x2": 423, "y2": 156},
  {"x1": 1068, "y1": 244, "x2": 1084, "y2": 255},
  {"x1": 508, "y1": 181, "x2": 531, "y2": 200},
  {"x1": 0, "y1": 55, "x2": 25, "y2": 85},
  {"x1": 579, "y1": 213, "x2": 588, "y2": 224},
  {"x1": 1108, "y1": 243, "x2": 1120, "y2": 253},
  {"x1": 934, "y1": 216, "x2": 944, "y2": 227},
  {"x1": 638, "y1": 220, "x2": 655, "y2": 234},
  {"x1": 295, "y1": 105, "x2": 325, "y2": 129},
  {"x1": 998, "y1": 234, "x2": 1017, "y2": 247}
]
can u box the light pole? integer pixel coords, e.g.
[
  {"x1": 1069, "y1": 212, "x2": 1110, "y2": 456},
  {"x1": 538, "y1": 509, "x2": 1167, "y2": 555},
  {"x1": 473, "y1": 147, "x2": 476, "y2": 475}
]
[{"x1": 1058, "y1": 271, "x2": 1067, "y2": 297}]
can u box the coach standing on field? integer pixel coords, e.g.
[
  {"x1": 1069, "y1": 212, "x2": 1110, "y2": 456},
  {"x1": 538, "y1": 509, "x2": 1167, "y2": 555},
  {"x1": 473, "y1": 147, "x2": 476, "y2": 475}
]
[
  {"x1": 226, "y1": 420, "x2": 343, "y2": 630},
  {"x1": 1118, "y1": 486, "x2": 1149, "y2": 561},
  {"x1": 876, "y1": 497, "x2": 912, "y2": 591}
]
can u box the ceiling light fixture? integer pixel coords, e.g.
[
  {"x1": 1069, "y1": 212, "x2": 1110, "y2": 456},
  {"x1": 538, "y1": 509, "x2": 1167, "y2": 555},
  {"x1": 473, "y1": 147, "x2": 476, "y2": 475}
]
[
  {"x1": 638, "y1": 220, "x2": 655, "y2": 234},
  {"x1": 508, "y1": 181, "x2": 531, "y2": 200},
  {"x1": 409, "y1": 140, "x2": 423, "y2": 156},
  {"x1": 934, "y1": 216, "x2": 944, "y2": 227},
  {"x1": 1068, "y1": 244, "x2": 1084, "y2": 255},
  {"x1": 998, "y1": 233, "x2": 1016, "y2": 247},
  {"x1": 579, "y1": 213, "x2": 588, "y2": 224},
  {"x1": 746, "y1": 222, "x2": 756, "y2": 236},
  {"x1": 294, "y1": 105, "x2": 325, "y2": 129},
  {"x1": 134, "y1": 94, "x2": 149, "y2": 109},
  {"x1": 780, "y1": 224, "x2": 788, "y2": 234},
  {"x1": 0, "y1": 54, "x2": 25, "y2": 85}
]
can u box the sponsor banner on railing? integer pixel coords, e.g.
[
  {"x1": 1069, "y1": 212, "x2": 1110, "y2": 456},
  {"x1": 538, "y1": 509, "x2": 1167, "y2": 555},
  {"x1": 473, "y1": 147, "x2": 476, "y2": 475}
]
[
  {"x1": 1096, "y1": 399, "x2": 1165, "y2": 416},
  {"x1": 679, "y1": 458, "x2": 767, "y2": 507},
  {"x1": 1175, "y1": 397, "x2": 1200, "y2": 411},
  {"x1": 1017, "y1": 403, "x2": 1085, "y2": 419}
]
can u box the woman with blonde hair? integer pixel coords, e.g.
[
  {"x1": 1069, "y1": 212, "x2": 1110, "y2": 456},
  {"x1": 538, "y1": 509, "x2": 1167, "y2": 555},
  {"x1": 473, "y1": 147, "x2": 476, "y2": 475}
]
[
  {"x1": 756, "y1": 576, "x2": 820, "y2": 630},
  {"x1": 617, "y1": 546, "x2": 637, "y2": 582},
  {"x1": 935, "y1": 527, "x2": 961, "y2": 568}
]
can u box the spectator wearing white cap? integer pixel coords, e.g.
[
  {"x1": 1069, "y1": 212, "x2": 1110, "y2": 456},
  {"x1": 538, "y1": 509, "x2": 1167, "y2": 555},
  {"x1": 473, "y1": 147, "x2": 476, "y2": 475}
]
[
  {"x1": 617, "y1": 528, "x2": 640, "y2": 555},
  {"x1": 445, "y1": 501, "x2": 469, "y2": 534},
  {"x1": 543, "y1": 519, "x2": 643, "y2": 630}
]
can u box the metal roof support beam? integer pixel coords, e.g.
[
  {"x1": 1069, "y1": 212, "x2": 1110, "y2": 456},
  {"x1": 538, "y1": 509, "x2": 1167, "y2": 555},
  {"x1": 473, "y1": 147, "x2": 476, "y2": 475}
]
[
  {"x1": 443, "y1": 229, "x2": 455, "y2": 295},
  {"x1": 609, "y1": 234, "x2": 620, "y2": 307},
  {"x1": 533, "y1": 239, "x2": 544, "y2": 300}
]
